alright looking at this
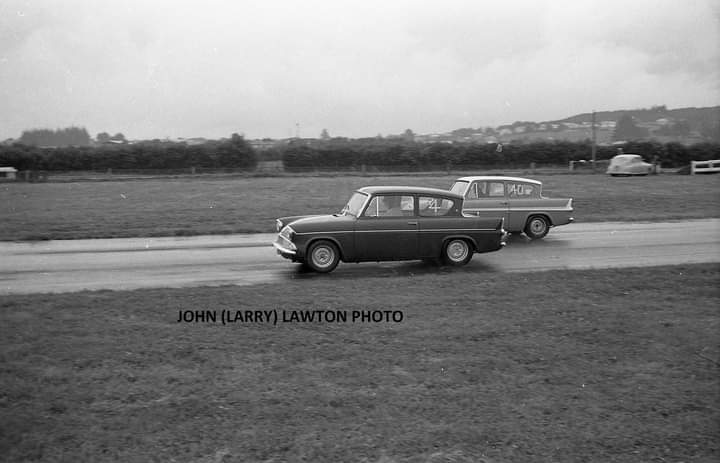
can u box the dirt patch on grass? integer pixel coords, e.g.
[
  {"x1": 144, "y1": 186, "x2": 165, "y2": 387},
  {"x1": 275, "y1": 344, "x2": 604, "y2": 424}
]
[{"x1": 1, "y1": 264, "x2": 718, "y2": 461}]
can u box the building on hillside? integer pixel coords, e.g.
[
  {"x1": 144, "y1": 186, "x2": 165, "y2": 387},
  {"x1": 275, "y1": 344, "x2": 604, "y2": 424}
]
[
  {"x1": 249, "y1": 139, "x2": 280, "y2": 151},
  {"x1": 0, "y1": 167, "x2": 18, "y2": 180}
]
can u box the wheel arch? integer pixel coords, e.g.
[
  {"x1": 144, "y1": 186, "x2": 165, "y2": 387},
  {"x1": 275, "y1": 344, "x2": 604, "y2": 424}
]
[
  {"x1": 441, "y1": 234, "x2": 479, "y2": 252},
  {"x1": 525, "y1": 212, "x2": 553, "y2": 227},
  {"x1": 304, "y1": 236, "x2": 347, "y2": 262}
]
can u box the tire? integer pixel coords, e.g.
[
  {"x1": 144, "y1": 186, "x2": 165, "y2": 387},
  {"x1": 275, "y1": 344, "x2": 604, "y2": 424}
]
[
  {"x1": 306, "y1": 240, "x2": 340, "y2": 273},
  {"x1": 442, "y1": 239, "x2": 472, "y2": 266},
  {"x1": 524, "y1": 215, "x2": 550, "y2": 240}
]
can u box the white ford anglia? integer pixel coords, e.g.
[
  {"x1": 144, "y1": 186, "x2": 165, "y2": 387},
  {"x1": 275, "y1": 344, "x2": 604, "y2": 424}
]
[{"x1": 450, "y1": 176, "x2": 574, "y2": 239}]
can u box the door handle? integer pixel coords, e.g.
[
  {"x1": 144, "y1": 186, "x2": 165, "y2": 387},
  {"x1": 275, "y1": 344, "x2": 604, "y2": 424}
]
[{"x1": 407, "y1": 221, "x2": 418, "y2": 225}]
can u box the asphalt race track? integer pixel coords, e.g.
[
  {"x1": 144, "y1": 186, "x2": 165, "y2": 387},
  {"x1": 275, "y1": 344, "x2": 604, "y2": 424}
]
[{"x1": 1, "y1": 220, "x2": 718, "y2": 295}]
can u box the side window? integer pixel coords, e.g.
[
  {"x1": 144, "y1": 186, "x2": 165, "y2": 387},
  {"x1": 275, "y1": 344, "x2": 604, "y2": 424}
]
[
  {"x1": 488, "y1": 182, "x2": 505, "y2": 197},
  {"x1": 419, "y1": 196, "x2": 457, "y2": 217},
  {"x1": 363, "y1": 195, "x2": 414, "y2": 217},
  {"x1": 506, "y1": 182, "x2": 538, "y2": 198}
]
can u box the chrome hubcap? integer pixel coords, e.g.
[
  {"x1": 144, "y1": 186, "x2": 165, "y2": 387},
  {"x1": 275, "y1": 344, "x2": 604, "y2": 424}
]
[
  {"x1": 312, "y1": 246, "x2": 334, "y2": 267},
  {"x1": 531, "y1": 219, "x2": 546, "y2": 233},
  {"x1": 448, "y1": 241, "x2": 468, "y2": 261}
]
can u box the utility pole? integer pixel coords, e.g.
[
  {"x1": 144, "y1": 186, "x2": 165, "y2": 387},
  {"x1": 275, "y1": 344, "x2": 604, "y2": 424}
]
[{"x1": 591, "y1": 110, "x2": 597, "y2": 172}]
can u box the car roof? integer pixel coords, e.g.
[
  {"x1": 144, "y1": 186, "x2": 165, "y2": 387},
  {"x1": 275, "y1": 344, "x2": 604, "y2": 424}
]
[
  {"x1": 612, "y1": 154, "x2": 641, "y2": 159},
  {"x1": 357, "y1": 185, "x2": 462, "y2": 199},
  {"x1": 453, "y1": 175, "x2": 542, "y2": 185}
]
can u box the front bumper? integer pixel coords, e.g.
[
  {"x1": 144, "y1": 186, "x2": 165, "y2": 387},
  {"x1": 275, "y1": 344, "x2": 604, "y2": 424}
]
[
  {"x1": 273, "y1": 241, "x2": 296, "y2": 256},
  {"x1": 273, "y1": 226, "x2": 298, "y2": 260}
]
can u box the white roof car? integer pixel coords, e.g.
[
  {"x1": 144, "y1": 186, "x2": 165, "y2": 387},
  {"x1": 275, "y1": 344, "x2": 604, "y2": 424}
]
[
  {"x1": 449, "y1": 176, "x2": 573, "y2": 239},
  {"x1": 606, "y1": 154, "x2": 653, "y2": 176}
]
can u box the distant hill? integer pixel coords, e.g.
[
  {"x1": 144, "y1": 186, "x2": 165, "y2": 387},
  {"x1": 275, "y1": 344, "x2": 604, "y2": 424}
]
[
  {"x1": 556, "y1": 105, "x2": 719, "y2": 138},
  {"x1": 557, "y1": 105, "x2": 717, "y2": 124},
  {"x1": 470, "y1": 105, "x2": 720, "y2": 145},
  {"x1": 435, "y1": 105, "x2": 718, "y2": 145}
]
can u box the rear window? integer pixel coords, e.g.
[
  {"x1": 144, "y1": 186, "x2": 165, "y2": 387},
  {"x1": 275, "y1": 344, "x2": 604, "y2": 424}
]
[
  {"x1": 419, "y1": 196, "x2": 458, "y2": 217},
  {"x1": 506, "y1": 182, "x2": 539, "y2": 198}
]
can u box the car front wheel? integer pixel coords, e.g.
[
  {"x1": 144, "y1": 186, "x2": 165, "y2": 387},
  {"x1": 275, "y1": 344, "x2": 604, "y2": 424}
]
[
  {"x1": 524, "y1": 215, "x2": 550, "y2": 239},
  {"x1": 442, "y1": 239, "x2": 472, "y2": 266},
  {"x1": 306, "y1": 240, "x2": 340, "y2": 273}
]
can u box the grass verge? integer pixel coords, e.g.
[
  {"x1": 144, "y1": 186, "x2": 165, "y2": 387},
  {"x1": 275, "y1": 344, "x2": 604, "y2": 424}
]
[
  {"x1": 2, "y1": 174, "x2": 719, "y2": 240},
  {"x1": 1, "y1": 264, "x2": 718, "y2": 462}
]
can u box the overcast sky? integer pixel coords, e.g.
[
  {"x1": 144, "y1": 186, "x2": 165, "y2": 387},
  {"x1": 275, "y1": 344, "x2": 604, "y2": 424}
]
[{"x1": 1, "y1": 0, "x2": 718, "y2": 140}]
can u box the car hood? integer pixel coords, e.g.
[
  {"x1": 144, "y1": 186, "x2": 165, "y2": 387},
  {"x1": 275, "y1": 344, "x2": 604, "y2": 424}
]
[{"x1": 281, "y1": 214, "x2": 356, "y2": 233}]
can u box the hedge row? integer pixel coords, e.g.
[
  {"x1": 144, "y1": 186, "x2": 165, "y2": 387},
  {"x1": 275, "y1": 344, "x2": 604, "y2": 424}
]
[
  {"x1": 281, "y1": 140, "x2": 720, "y2": 170},
  {"x1": 2, "y1": 138, "x2": 718, "y2": 172},
  {"x1": 0, "y1": 135, "x2": 257, "y2": 171}
]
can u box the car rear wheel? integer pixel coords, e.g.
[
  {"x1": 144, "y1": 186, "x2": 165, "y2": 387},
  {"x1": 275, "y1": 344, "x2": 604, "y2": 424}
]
[
  {"x1": 442, "y1": 239, "x2": 472, "y2": 266},
  {"x1": 524, "y1": 215, "x2": 550, "y2": 239},
  {"x1": 307, "y1": 240, "x2": 340, "y2": 273}
]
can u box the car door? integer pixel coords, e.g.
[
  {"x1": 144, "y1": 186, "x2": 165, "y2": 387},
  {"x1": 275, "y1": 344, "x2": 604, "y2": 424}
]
[
  {"x1": 505, "y1": 180, "x2": 540, "y2": 231},
  {"x1": 416, "y1": 195, "x2": 464, "y2": 258},
  {"x1": 354, "y1": 194, "x2": 418, "y2": 260},
  {"x1": 461, "y1": 180, "x2": 508, "y2": 223}
]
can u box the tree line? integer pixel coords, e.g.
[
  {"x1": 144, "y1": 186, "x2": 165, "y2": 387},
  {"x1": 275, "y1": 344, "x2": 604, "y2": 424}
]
[
  {"x1": 17, "y1": 127, "x2": 92, "y2": 147},
  {"x1": 0, "y1": 134, "x2": 257, "y2": 171},
  {"x1": 279, "y1": 139, "x2": 720, "y2": 170},
  {"x1": 2, "y1": 137, "x2": 718, "y2": 172}
]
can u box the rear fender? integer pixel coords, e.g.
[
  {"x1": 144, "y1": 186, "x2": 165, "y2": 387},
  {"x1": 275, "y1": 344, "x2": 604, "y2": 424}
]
[
  {"x1": 444, "y1": 217, "x2": 504, "y2": 252},
  {"x1": 525, "y1": 213, "x2": 552, "y2": 227},
  {"x1": 442, "y1": 234, "x2": 480, "y2": 252},
  {"x1": 473, "y1": 216, "x2": 505, "y2": 231}
]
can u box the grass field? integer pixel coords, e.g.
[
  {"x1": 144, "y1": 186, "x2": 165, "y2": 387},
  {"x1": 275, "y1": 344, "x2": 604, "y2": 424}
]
[
  {"x1": 1, "y1": 264, "x2": 718, "y2": 462},
  {"x1": 2, "y1": 173, "x2": 719, "y2": 240}
]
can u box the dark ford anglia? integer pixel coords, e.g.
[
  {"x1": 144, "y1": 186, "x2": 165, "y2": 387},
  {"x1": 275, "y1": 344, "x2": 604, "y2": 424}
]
[{"x1": 273, "y1": 186, "x2": 506, "y2": 273}]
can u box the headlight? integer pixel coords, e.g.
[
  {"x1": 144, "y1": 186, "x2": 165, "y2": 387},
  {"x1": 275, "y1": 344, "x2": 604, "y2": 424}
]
[
  {"x1": 280, "y1": 225, "x2": 295, "y2": 241},
  {"x1": 276, "y1": 219, "x2": 283, "y2": 232}
]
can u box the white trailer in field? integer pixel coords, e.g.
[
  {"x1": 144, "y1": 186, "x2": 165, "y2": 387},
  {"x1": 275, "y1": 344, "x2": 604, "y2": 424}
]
[{"x1": 0, "y1": 167, "x2": 17, "y2": 181}]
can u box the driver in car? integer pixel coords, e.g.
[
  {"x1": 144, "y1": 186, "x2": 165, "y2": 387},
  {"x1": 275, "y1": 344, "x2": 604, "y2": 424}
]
[{"x1": 381, "y1": 196, "x2": 404, "y2": 216}]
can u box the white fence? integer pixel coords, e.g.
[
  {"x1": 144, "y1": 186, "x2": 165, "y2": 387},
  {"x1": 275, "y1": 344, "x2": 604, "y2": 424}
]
[{"x1": 691, "y1": 160, "x2": 720, "y2": 175}]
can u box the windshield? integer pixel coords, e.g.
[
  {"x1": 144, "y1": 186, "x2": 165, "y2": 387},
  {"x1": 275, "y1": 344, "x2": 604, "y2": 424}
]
[
  {"x1": 449, "y1": 181, "x2": 468, "y2": 196},
  {"x1": 340, "y1": 192, "x2": 368, "y2": 217}
]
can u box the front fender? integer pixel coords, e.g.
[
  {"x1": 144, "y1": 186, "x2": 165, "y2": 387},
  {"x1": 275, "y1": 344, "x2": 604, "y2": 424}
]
[{"x1": 276, "y1": 215, "x2": 323, "y2": 232}]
